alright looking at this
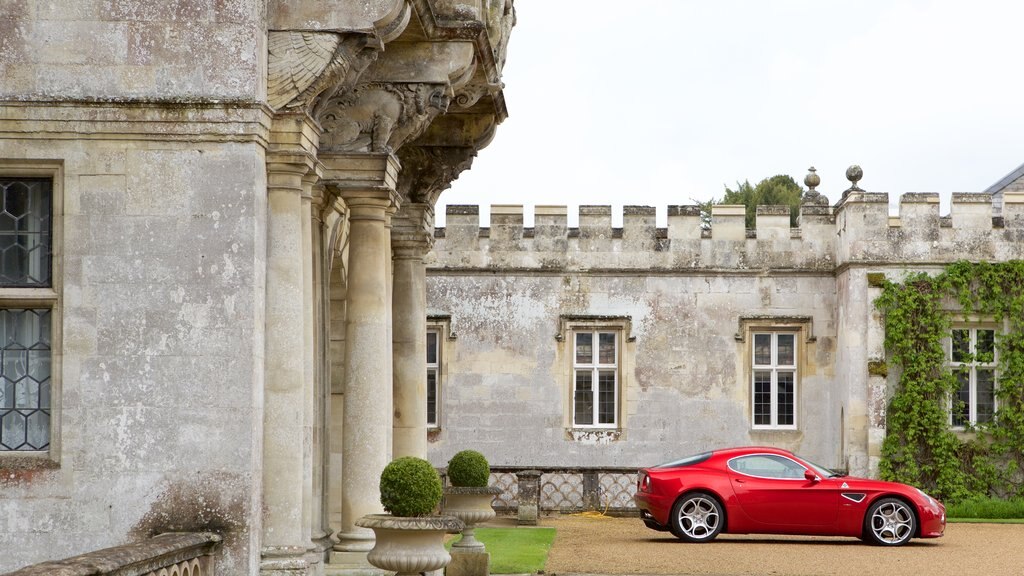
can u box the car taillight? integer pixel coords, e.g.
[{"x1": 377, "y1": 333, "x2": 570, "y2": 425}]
[{"x1": 639, "y1": 473, "x2": 650, "y2": 492}]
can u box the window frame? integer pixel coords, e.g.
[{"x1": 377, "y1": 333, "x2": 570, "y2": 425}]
[
  {"x1": 948, "y1": 325, "x2": 998, "y2": 429},
  {"x1": 571, "y1": 329, "x2": 619, "y2": 429},
  {"x1": 558, "y1": 315, "x2": 633, "y2": 434},
  {"x1": 426, "y1": 326, "x2": 441, "y2": 429},
  {"x1": 749, "y1": 330, "x2": 799, "y2": 431},
  {"x1": 425, "y1": 315, "x2": 453, "y2": 432},
  {"x1": 0, "y1": 161, "x2": 62, "y2": 465}
]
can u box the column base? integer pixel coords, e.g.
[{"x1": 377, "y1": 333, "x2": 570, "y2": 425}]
[
  {"x1": 333, "y1": 528, "x2": 375, "y2": 552},
  {"x1": 325, "y1": 550, "x2": 391, "y2": 576},
  {"x1": 261, "y1": 546, "x2": 314, "y2": 576}
]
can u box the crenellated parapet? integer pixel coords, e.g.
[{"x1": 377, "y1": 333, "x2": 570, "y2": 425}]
[{"x1": 430, "y1": 192, "x2": 1024, "y2": 272}]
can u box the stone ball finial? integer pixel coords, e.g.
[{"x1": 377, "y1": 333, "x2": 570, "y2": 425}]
[
  {"x1": 804, "y1": 166, "x2": 820, "y2": 191},
  {"x1": 846, "y1": 165, "x2": 863, "y2": 191}
]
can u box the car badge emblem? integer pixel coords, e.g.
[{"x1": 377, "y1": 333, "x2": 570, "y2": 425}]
[{"x1": 841, "y1": 482, "x2": 849, "y2": 488}]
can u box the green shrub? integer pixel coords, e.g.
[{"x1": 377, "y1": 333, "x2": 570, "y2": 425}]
[
  {"x1": 379, "y1": 456, "x2": 443, "y2": 517},
  {"x1": 447, "y1": 450, "x2": 490, "y2": 487},
  {"x1": 946, "y1": 496, "x2": 1024, "y2": 519}
]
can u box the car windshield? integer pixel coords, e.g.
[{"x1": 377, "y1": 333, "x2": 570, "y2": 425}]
[
  {"x1": 801, "y1": 456, "x2": 843, "y2": 478},
  {"x1": 654, "y1": 451, "x2": 712, "y2": 469}
]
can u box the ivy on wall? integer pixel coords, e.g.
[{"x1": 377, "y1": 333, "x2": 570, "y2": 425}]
[{"x1": 875, "y1": 260, "x2": 1024, "y2": 502}]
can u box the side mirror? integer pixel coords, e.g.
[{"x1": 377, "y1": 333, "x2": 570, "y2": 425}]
[{"x1": 804, "y1": 469, "x2": 820, "y2": 483}]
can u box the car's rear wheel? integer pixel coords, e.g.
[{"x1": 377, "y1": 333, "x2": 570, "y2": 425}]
[
  {"x1": 864, "y1": 497, "x2": 916, "y2": 546},
  {"x1": 669, "y1": 492, "x2": 724, "y2": 542}
]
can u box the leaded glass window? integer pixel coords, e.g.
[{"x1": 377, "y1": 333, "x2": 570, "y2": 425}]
[
  {"x1": 426, "y1": 329, "x2": 440, "y2": 428},
  {"x1": 751, "y1": 332, "x2": 798, "y2": 429},
  {"x1": 0, "y1": 309, "x2": 51, "y2": 451},
  {"x1": 950, "y1": 327, "x2": 997, "y2": 428},
  {"x1": 0, "y1": 179, "x2": 52, "y2": 287},
  {"x1": 573, "y1": 330, "x2": 618, "y2": 427},
  {"x1": 0, "y1": 176, "x2": 54, "y2": 453}
]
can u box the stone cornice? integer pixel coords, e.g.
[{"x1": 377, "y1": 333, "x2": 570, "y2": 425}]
[{"x1": 0, "y1": 101, "x2": 273, "y2": 147}]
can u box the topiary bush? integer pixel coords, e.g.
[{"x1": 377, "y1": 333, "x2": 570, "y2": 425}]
[
  {"x1": 379, "y1": 456, "x2": 443, "y2": 517},
  {"x1": 447, "y1": 450, "x2": 490, "y2": 487}
]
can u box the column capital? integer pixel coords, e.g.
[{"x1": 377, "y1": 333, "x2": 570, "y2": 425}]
[
  {"x1": 337, "y1": 189, "x2": 401, "y2": 222},
  {"x1": 321, "y1": 152, "x2": 402, "y2": 221},
  {"x1": 391, "y1": 202, "x2": 435, "y2": 258}
]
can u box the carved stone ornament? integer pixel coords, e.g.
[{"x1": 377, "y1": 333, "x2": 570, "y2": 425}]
[
  {"x1": 318, "y1": 83, "x2": 451, "y2": 154},
  {"x1": 485, "y1": 0, "x2": 516, "y2": 72},
  {"x1": 267, "y1": 32, "x2": 380, "y2": 113},
  {"x1": 396, "y1": 146, "x2": 477, "y2": 205},
  {"x1": 453, "y1": 81, "x2": 503, "y2": 109},
  {"x1": 355, "y1": 514, "x2": 464, "y2": 576}
]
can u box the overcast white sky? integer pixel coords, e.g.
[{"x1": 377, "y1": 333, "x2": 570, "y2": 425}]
[{"x1": 435, "y1": 0, "x2": 1024, "y2": 226}]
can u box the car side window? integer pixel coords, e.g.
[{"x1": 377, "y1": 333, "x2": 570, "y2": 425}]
[{"x1": 729, "y1": 454, "x2": 806, "y2": 479}]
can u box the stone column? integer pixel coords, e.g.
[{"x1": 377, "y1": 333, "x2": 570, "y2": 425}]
[
  {"x1": 391, "y1": 203, "x2": 434, "y2": 459},
  {"x1": 299, "y1": 172, "x2": 327, "y2": 571},
  {"x1": 324, "y1": 152, "x2": 402, "y2": 561},
  {"x1": 309, "y1": 185, "x2": 335, "y2": 554},
  {"x1": 262, "y1": 151, "x2": 316, "y2": 575}
]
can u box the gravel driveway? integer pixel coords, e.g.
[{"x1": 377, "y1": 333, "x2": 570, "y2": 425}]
[{"x1": 541, "y1": 515, "x2": 1024, "y2": 576}]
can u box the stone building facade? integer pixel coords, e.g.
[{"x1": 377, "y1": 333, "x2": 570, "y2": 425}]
[
  {"x1": 424, "y1": 172, "x2": 1024, "y2": 481},
  {"x1": 0, "y1": 1, "x2": 514, "y2": 574}
]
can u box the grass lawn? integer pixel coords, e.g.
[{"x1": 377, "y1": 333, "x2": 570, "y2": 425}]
[{"x1": 448, "y1": 527, "x2": 555, "y2": 574}]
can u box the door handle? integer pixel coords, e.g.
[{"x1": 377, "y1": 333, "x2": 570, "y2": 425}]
[{"x1": 734, "y1": 478, "x2": 746, "y2": 484}]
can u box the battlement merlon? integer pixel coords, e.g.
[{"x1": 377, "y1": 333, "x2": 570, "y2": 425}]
[{"x1": 432, "y1": 194, "x2": 1024, "y2": 271}]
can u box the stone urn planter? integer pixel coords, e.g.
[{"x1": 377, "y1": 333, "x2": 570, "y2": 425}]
[
  {"x1": 355, "y1": 514, "x2": 464, "y2": 576},
  {"x1": 444, "y1": 449, "x2": 501, "y2": 552},
  {"x1": 359, "y1": 456, "x2": 464, "y2": 576},
  {"x1": 443, "y1": 485, "x2": 503, "y2": 549}
]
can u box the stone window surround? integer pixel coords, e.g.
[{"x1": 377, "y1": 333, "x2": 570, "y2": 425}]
[
  {"x1": 0, "y1": 160, "x2": 63, "y2": 468},
  {"x1": 736, "y1": 316, "x2": 813, "y2": 432},
  {"x1": 426, "y1": 314, "x2": 454, "y2": 431},
  {"x1": 947, "y1": 321, "x2": 1001, "y2": 429},
  {"x1": 556, "y1": 315, "x2": 634, "y2": 438}
]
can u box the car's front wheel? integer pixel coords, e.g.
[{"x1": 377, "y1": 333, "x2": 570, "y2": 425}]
[
  {"x1": 864, "y1": 497, "x2": 916, "y2": 546},
  {"x1": 669, "y1": 492, "x2": 724, "y2": 542}
]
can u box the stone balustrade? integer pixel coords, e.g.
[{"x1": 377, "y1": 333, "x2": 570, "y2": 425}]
[
  {"x1": 440, "y1": 467, "x2": 641, "y2": 525},
  {"x1": 4, "y1": 533, "x2": 221, "y2": 576}
]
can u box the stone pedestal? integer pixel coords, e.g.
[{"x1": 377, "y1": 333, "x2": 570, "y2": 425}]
[
  {"x1": 515, "y1": 470, "x2": 542, "y2": 525},
  {"x1": 446, "y1": 549, "x2": 490, "y2": 576}
]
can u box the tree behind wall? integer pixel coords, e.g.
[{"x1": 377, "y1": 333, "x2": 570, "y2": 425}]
[{"x1": 698, "y1": 174, "x2": 805, "y2": 229}]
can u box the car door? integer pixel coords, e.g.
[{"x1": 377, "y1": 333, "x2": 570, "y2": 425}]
[{"x1": 727, "y1": 454, "x2": 839, "y2": 530}]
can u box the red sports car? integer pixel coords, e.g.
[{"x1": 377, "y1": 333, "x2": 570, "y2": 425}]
[{"x1": 634, "y1": 446, "x2": 945, "y2": 546}]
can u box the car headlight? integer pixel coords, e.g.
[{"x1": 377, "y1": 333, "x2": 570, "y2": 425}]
[{"x1": 916, "y1": 488, "x2": 938, "y2": 508}]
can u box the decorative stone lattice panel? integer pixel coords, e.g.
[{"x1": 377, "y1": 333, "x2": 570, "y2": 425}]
[
  {"x1": 490, "y1": 472, "x2": 518, "y2": 510},
  {"x1": 598, "y1": 472, "x2": 638, "y2": 510},
  {"x1": 540, "y1": 472, "x2": 585, "y2": 511}
]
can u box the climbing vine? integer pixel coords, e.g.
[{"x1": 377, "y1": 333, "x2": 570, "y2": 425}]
[{"x1": 875, "y1": 261, "x2": 1024, "y2": 503}]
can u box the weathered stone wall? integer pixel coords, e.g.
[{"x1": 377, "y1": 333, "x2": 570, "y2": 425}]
[
  {"x1": 426, "y1": 271, "x2": 839, "y2": 468},
  {"x1": 0, "y1": 1, "x2": 265, "y2": 101},
  {"x1": 425, "y1": 196, "x2": 1024, "y2": 476},
  {"x1": 0, "y1": 103, "x2": 269, "y2": 574}
]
